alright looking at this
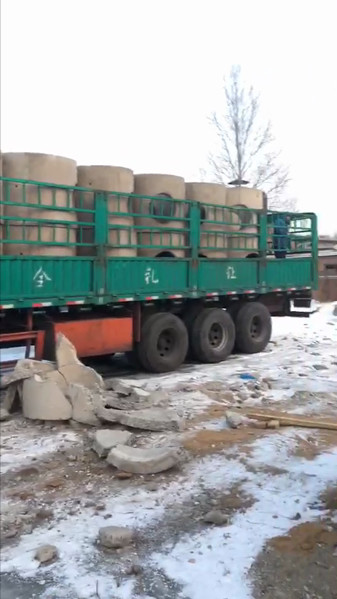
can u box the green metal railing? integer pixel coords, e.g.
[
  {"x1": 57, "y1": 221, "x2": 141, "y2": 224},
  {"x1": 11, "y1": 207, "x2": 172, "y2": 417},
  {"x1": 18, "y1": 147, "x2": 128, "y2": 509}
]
[{"x1": 0, "y1": 177, "x2": 317, "y2": 260}]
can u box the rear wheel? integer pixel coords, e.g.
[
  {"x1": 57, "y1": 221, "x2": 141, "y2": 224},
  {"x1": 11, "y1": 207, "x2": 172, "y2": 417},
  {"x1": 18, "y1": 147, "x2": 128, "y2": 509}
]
[
  {"x1": 235, "y1": 302, "x2": 272, "y2": 354},
  {"x1": 190, "y1": 308, "x2": 235, "y2": 363},
  {"x1": 137, "y1": 312, "x2": 188, "y2": 373}
]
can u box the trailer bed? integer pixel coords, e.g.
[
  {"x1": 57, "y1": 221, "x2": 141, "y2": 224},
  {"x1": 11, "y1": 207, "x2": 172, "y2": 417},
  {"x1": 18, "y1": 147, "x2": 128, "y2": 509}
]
[{"x1": 0, "y1": 176, "x2": 318, "y2": 309}]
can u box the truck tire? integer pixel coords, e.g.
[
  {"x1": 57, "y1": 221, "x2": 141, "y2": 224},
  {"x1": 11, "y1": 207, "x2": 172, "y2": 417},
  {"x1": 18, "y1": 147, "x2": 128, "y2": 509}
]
[
  {"x1": 190, "y1": 308, "x2": 235, "y2": 363},
  {"x1": 235, "y1": 302, "x2": 272, "y2": 354},
  {"x1": 137, "y1": 312, "x2": 188, "y2": 373}
]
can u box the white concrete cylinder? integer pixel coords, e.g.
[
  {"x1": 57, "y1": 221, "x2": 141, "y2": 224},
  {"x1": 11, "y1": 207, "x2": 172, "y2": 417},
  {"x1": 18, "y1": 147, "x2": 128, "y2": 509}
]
[
  {"x1": 76, "y1": 165, "x2": 136, "y2": 257},
  {"x1": 186, "y1": 182, "x2": 236, "y2": 258},
  {"x1": 134, "y1": 174, "x2": 186, "y2": 257},
  {"x1": 227, "y1": 225, "x2": 259, "y2": 258},
  {"x1": 226, "y1": 187, "x2": 263, "y2": 228},
  {"x1": 2, "y1": 153, "x2": 77, "y2": 256}
]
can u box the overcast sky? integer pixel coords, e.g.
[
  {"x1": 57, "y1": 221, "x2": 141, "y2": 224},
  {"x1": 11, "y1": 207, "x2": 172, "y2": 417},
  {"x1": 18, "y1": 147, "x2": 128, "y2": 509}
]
[{"x1": 1, "y1": 0, "x2": 336, "y2": 234}]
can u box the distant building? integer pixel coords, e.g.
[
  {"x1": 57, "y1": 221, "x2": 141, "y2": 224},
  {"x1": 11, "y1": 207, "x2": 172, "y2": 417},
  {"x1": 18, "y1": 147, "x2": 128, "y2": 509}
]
[
  {"x1": 318, "y1": 235, "x2": 337, "y2": 251},
  {"x1": 313, "y1": 237, "x2": 337, "y2": 302}
]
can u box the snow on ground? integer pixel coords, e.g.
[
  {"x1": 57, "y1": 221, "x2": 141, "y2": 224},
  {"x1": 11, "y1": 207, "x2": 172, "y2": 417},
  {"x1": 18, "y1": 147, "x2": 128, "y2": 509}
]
[
  {"x1": 2, "y1": 431, "x2": 336, "y2": 599},
  {"x1": 0, "y1": 304, "x2": 336, "y2": 599},
  {"x1": 0, "y1": 429, "x2": 80, "y2": 475},
  {"x1": 123, "y1": 303, "x2": 337, "y2": 395},
  {"x1": 152, "y1": 441, "x2": 337, "y2": 599}
]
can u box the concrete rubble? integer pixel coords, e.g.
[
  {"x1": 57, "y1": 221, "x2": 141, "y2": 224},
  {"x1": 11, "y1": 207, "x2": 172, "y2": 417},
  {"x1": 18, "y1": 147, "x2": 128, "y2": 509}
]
[
  {"x1": 105, "y1": 378, "x2": 144, "y2": 393},
  {"x1": 119, "y1": 408, "x2": 184, "y2": 432},
  {"x1": 147, "y1": 389, "x2": 170, "y2": 406},
  {"x1": 1, "y1": 335, "x2": 105, "y2": 422},
  {"x1": 225, "y1": 410, "x2": 252, "y2": 429},
  {"x1": 106, "y1": 444, "x2": 183, "y2": 474},
  {"x1": 55, "y1": 332, "x2": 82, "y2": 369},
  {"x1": 95, "y1": 405, "x2": 123, "y2": 424},
  {"x1": 0, "y1": 333, "x2": 186, "y2": 478},
  {"x1": 66, "y1": 383, "x2": 101, "y2": 426},
  {"x1": 104, "y1": 386, "x2": 170, "y2": 412},
  {"x1": 22, "y1": 376, "x2": 72, "y2": 421},
  {"x1": 203, "y1": 510, "x2": 228, "y2": 526},
  {"x1": 0, "y1": 337, "x2": 182, "y2": 435},
  {"x1": 34, "y1": 544, "x2": 59, "y2": 564},
  {"x1": 0, "y1": 407, "x2": 10, "y2": 421},
  {"x1": 40, "y1": 369, "x2": 68, "y2": 393},
  {"x1": 1, "y1": 359, "x2": 55, "y2": 387},
  {"x1": 104, "y1": 388, "x2": 152, "y2": 411},
  {"x1": 59, "y1": 363, "x2": 104, "y2": 391},
  {"x1": 98, "y1": 526, "x2": 134, "y2": 549},
  {"x1": 2, "y1": 383, "x2": 20, "y2": 412},
  {"x1": 93, "y1": 429, "x2": 134, "y2": 458}
]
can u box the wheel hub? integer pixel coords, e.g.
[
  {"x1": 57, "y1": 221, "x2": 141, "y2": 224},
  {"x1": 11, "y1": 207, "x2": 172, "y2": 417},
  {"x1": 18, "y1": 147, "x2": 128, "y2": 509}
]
[
  {"x1": 208, "y1": 322, "x2": 226, "y2": 349},
  {"x1": 157, "y1": 329, "x2": 174, "y2": 357},
  {"x1": 250, "y1": 316, "x2": 262, "y2": 339}
]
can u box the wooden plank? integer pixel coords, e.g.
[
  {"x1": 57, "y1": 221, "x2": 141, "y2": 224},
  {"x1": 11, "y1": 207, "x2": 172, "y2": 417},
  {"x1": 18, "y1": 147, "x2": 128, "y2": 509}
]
[{"x1": 243, "y1": 410, "x2": 337, "y2": 431}]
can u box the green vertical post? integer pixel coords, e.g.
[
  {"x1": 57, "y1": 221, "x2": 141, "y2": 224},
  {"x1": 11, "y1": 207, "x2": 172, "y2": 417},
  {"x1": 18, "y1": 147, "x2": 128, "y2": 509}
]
[
  {"x1": 258, "y1": 213, "x2": 268, "y2": 287},
  {"x1": 94, "y1": 192, "x2": 108, "y2": 298},
  {"x1": 311, "y1": 213, "x2": 318, "y2": 290},
  {"x1": 188, "y1": 201, "x2": 201, "y2": 292}
]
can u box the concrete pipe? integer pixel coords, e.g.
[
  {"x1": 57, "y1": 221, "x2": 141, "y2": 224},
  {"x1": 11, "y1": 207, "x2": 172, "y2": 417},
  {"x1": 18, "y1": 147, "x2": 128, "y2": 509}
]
[
  {"x1": 227, "y1": 225, "x2": 259, "y2": 258},
  {"x1": 2, "y1": 153, "x2": 77, "y2": 256},
  {"x1": 226, "y1": 187, "x2": 263, "y2": 229},
  {"x1": 76, "y1": 165, "x2": 136, "y2": 257},
  {"x1": 186, "y1": 182, "x2": 238, "y2": 258},
  {"x1": 134, "y1": 174, "x2": 186, "y2": 258}
]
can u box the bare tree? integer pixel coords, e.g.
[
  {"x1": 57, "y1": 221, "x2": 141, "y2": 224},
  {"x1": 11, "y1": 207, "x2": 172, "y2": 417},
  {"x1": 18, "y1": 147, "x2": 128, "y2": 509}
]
[{"x1": 204, "y1": 65, "x2": 294, "y2": 210}]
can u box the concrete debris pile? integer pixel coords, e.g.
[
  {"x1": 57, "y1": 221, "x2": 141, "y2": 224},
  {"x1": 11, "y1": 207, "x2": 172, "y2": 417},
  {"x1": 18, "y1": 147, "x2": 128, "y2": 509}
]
[
  {"x1": 1, "y1": 334, "x2": 104, "y2": 421},
  {"x1": 175, "y1": 376, "x2": 274, "y2": 409},
  {"x1": 1, "y1": 333, "x2": 185, "y2": 475}
]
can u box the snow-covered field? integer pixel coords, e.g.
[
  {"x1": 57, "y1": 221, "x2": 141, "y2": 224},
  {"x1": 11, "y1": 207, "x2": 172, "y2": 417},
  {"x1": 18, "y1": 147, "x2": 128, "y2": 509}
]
[{"x1": 1, "y1": 304, "x2": 336, "y2": 599}]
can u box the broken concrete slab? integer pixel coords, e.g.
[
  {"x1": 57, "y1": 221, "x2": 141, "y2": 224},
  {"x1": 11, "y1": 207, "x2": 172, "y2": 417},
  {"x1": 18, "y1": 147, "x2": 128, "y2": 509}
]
[
  {"x1": 98, "y1": 526, "x2": 134, "y2": 549},
  {"x1": 59, "y1": 363, "x2": 104, "y2": 391},
  {"x1": 225, "y1": 410, "x2": 251, "y2": 429},
  {"x1": 0, "y1": 407, "x2": 10, "y2": 421},
  {"x1": 119, "y1": 408, "x2": 184, "y2": 432},
  {"x1": 22, "y1": 375, "x2": 72, "y2": 421},
  {"x1": 41, "y1": 369, "x2": 68, "y2": 393},
  {"x1": 129, "y1": 387, "x2": 151, "y2": 399},
  {"x1": 105, "y1": 378, "x2": 144, "y2": 394},
  {"x1": 147, "y1": 389, "x2": 170, "y2": 407},
  {"x1": 104, "y1": 389, "x2": 151, "y2": 412},
  {"x1": 95, "y1": 405, "x2": 124, "y2": 424},
  {"x1": 66, "y1": 384, "x2": 102, "y2": 426},
  {"x1": 55, "y1": 333, "x2": 82, "y2": 369},
  {"x1": 93, "y1": 429, "x2": 134, "y2": 458},
  {"x1": 2, "y1": 383, "x2": 21, "y2": 412},
  {"x1": 107, "y1": 444, "x2": 182, "y2": 474},
  {"x1": 2, "y1": 359, "x2": 55, "y2": 387}
]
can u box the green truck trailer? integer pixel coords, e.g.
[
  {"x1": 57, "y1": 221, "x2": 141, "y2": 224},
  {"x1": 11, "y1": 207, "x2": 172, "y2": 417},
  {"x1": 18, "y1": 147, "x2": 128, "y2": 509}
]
[{"x1": 0, "y1": 176, "x2": 318, "y2": 372}]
